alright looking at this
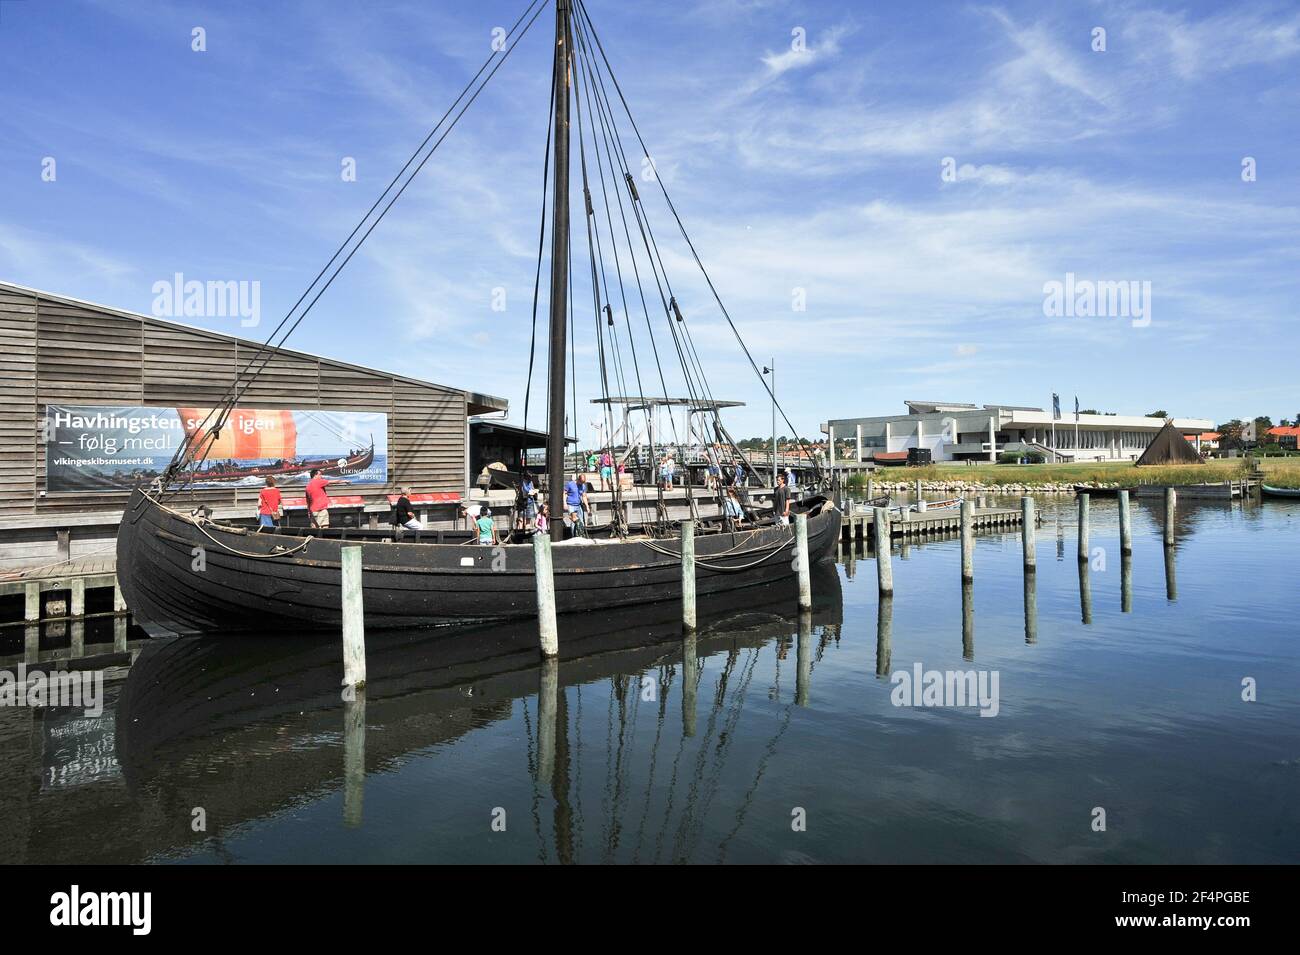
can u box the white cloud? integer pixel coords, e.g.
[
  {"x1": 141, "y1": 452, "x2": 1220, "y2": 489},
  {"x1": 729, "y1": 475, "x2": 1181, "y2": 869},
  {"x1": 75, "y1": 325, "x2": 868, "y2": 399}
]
[
  {"x1": 760, "y1": 25, "x2": 847, "y2": 77},
  {"x1": 1120, "y1": 6, "x2": 1300, "y2": 80},
  {"x1": 0, "y1": 225, "x2": 136, "y2": 289}
]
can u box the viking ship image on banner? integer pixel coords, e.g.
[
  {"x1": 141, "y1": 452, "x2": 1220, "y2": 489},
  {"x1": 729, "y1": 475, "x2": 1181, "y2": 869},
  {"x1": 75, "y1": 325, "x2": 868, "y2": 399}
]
[{"x1": 44, "y1": 404, "x2": 386, "y2": 492}]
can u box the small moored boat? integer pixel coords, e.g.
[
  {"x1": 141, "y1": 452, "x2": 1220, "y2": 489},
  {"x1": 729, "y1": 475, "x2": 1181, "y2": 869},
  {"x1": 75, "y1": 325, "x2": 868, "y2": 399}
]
[
  {"x1": 1072, "y1": 484, "x2": 1136, "y2": 497},
  {"x1": 1261, "y1": 484, "x2": 1300, "y2": 498}
]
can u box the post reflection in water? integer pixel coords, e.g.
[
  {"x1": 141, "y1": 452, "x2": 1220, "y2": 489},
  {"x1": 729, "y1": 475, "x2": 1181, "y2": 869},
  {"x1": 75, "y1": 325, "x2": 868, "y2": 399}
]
[
  {"x1": 876, "y1": 595, "x2": 893, "y2": 678},
  {"x1": 1121, "y1": 552, "x2": 1133, "y2": 613},
  {"x1": 1164, "y1": 544, "x2": 1178, "y2": 601},
  {"x1": 961, "y1": 581, "x2": 974, "y2": 661},
  {"x1": 681, "y1": 633, "x2": 698, "y2": 736},
  {"x1": 795, "y1": 611, "x2": 812, "y2": 708},
  {"x1": 343, "y1": 692, "x2": 365, "y2": 828},
  {"x1": 537, "y1": 656, "x2": 559, "y2": 789},
  {"x1": 1024, "y1": 571, "x2": 1038, "y2": 645},
  {"x1": 1078, "y1": 560, "x2": 1092, "y2": 625},
  {"x1": 549, "y1": 674, "x2": 575, "y2": 866}
]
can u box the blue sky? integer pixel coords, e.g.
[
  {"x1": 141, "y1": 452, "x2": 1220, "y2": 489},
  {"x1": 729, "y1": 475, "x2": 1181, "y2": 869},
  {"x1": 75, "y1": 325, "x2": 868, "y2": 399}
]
[{"x1": 2, "y1": 0, "x2": 1297, "y2": 443}]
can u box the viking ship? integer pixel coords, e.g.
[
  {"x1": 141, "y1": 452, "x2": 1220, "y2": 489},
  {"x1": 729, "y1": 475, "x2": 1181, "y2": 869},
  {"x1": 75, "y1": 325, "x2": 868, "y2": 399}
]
[
  {"x1": 183, "y1": 442, "x2": 374, "y2": 484},
  {"x1": 116, "y1": 0, "x2": 840, "y2": 636},
  {"x1": 177, "y1": 408, "x2": 375, "y2": 485}
]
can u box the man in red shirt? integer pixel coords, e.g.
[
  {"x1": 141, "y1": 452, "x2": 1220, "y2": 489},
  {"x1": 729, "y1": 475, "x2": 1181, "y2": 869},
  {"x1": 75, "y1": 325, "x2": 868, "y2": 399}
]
[
  {"x1": 257, "y1": 476, "x2": 282, "y2": 531},
  {"x1": 305, "y1": 468, "x2": 340, "y2": 529}
]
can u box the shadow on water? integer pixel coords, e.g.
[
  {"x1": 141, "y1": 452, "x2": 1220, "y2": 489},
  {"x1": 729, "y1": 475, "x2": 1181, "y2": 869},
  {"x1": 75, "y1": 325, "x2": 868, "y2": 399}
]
[{"x1": 1, "y1": 564, "x2": 842, "y2": 864}]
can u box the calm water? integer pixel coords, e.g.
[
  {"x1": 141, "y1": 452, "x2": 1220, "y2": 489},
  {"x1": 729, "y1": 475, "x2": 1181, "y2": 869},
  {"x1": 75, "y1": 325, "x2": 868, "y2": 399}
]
[{"x1": 2, "y1": 496, "x2": 1298, "y2": 864}]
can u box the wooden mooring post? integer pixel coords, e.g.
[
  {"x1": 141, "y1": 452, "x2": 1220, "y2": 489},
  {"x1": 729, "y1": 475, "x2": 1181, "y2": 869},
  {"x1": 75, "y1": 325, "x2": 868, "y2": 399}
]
[
  {"x1": 1077, "y1": 492, "x2": 1090, "y2": 563},
  {"x1": 873, "y1": 507, "x2": 893, "y2": 596},
  {"x1": 1163, "y1": 488, "x2": 1176, "y2": 546},
  {"x1": 794, "y1": 512, "x2": 811, "y2": 611},
  {"x1": 340, "y1": 545, "x2": 367, "y2": 690},
  {"x1": 533, "y1": 532, "x2": 559, "y2": 656},
  {"x1": 681, "y1": 519, "x2": 697, "y2": 632},
  {"x1": 1118, "y1": 489, "x2": 1132, "y2": 555}
]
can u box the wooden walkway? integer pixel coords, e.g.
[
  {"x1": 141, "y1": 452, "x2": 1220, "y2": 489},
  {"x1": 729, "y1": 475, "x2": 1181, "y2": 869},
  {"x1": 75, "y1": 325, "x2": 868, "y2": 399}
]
[
  {"x1": 840, "y1": 504, "x2": 1031, "y2": 542},
  {"x1": 0, "y1": 554, "x2": 123, "y2": 623}
]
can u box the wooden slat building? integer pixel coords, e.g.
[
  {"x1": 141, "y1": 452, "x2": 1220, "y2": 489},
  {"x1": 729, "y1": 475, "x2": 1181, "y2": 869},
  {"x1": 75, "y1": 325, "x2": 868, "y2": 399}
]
[{"x1": 0, "y1": 281, "x2": 506, "y2": 569}]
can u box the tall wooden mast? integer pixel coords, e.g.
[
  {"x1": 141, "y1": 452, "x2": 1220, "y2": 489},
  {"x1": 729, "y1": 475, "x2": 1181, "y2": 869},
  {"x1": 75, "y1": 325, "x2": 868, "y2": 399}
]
[{"x1": 546, "y1": 0, "x2": 572, "y2": 538}]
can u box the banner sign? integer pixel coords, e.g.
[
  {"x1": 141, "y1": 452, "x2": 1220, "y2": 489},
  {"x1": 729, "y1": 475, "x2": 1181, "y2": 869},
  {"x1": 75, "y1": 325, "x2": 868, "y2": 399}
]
[{"x1": 44, "y1": 404, "x2": 388, "y2": 492}]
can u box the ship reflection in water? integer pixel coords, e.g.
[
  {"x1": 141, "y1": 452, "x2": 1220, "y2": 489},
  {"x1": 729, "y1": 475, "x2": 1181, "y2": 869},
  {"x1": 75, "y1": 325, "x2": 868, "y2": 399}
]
[{"x1": 1, "y1": 497, "x2": 1298, "y2": 864}]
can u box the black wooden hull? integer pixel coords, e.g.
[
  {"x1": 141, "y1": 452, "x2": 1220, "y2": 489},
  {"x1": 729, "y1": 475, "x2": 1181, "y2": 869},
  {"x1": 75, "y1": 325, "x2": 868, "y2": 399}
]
[
  {"x1": 1071, "y1": 484, "x2": 1136, "y2": 497},
  {"x1": 116, "y1": 488, "x2": 841, "y2": 635}
]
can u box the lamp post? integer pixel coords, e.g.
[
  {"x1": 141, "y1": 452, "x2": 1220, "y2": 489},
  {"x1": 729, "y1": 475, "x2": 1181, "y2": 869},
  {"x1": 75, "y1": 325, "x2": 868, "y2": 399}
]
[{"x1": 763, "y1": 360, "x2": 776, "y2": 488}]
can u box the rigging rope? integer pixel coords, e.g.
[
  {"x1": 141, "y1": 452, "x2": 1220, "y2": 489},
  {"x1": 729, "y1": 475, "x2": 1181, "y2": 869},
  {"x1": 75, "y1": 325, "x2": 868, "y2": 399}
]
[
  {"x1": 571, "y1": 7, "x2": 733, "y2": 522},
  {"x1": 162, "y1": 0, "x2": 549, "y2": 493},
  {"x1": 522, "y1": 55, "x2": 557, "y2": 438},
  {"x1": 574, "y1": 0, "x2": 824, "y2": 486}
]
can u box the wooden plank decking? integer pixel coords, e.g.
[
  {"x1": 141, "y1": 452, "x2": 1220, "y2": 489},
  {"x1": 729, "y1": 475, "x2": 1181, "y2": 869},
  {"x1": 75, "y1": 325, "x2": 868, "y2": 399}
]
[
  {"x1": 0, "y1": 554, "x2": 123, "y2": 623},
  {"x1": 839, "y1": 503, "x2": 1032, "y2": 542}
]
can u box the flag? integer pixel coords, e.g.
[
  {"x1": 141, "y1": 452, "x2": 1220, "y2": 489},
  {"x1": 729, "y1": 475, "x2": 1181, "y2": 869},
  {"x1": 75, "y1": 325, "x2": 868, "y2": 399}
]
[
  {"x1": 1052, "y1": 393, "x2": 1060, "y2": 420},
  {"x1": 1074, "y1": 396, "x2": 1079, "y2": 422}
]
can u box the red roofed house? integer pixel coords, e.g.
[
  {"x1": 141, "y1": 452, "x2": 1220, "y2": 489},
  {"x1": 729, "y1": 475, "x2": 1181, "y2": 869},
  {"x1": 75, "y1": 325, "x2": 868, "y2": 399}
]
[{"x1": 1267, "y1": 426, "x2": 1299, "y2": 451}]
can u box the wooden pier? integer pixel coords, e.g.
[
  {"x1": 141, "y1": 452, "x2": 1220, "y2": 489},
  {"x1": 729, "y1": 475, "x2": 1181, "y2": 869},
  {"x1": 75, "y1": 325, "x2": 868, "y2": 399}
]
[
  {"x1": 0, "y1": 555, "x2": 123, "y2": 625},
  {"x1": 1134, "y1": 480, "x2": 1257, "y2": 500},
  {"x1": 839, "y1": 501, "x2": 1033, "y2": 543}
]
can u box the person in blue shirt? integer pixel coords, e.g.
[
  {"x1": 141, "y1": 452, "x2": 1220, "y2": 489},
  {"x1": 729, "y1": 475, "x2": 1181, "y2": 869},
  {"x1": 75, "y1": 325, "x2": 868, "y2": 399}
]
[
  {"x1": 475, "y1": 507, "x2": 496, "y2": 545},
  {"x1": 724, "y1": 486, "x2": 744, "y2": 523},
  {"x1": 520, "y1": 471, "x2": 538, "y2": 526},
  {"x1": 563, "y1": 473, "x2": 589, "y2": 531}
]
